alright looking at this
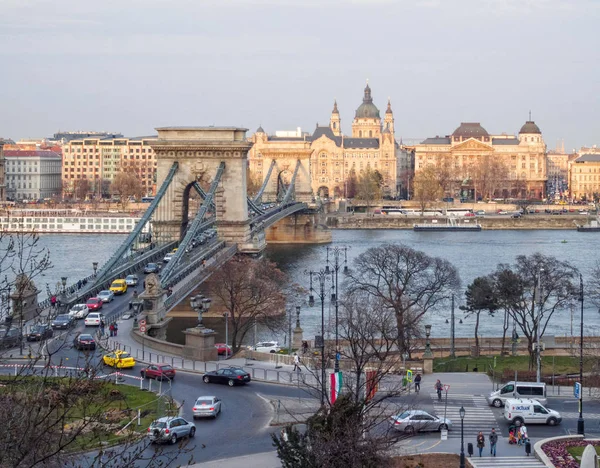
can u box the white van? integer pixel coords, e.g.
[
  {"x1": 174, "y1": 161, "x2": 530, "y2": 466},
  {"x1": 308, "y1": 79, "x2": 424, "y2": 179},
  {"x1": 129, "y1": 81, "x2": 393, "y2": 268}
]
[
  {"x1": 504, "y1": 398, "x2": 562, "y2": 426},
  {"x1": 487, "y1": 381, "x2": 547, "y2": 407}
]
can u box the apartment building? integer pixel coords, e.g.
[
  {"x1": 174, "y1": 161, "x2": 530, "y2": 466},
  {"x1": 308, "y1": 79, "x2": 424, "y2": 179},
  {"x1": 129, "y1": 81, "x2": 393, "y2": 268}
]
[{"x1": 3, "y1": 149, "x2": 62, "y2": 200}]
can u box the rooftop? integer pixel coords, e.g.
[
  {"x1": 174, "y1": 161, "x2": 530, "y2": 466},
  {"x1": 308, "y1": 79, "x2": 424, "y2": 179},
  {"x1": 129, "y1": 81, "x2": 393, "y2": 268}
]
[{"x1": 575, "y1": 153, "x2": 600, "y2": 163}]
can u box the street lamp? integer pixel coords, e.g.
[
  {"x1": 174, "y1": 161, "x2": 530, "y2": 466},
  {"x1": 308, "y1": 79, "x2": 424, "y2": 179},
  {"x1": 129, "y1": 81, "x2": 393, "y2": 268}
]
[
  {"x1": 92, "y1": 262, "x2": 98, "y2": 277},
  {"x1": 305, "y1": 269, "x2": 331, "y2": 406},
  {"x1": 132, "y1": 300, "x2": 143, "y2": 328},
  {"x1": 423, "y1": 324, "x2": 433, "y2": 358},
  {"x1": 190, "y1": 294, "x2": 211, "y2": 328},
  {"x1": 459, "y1": 406, "x2": 466, "y2": 468},
  {"x1": 535, "y1": 268, "x2": 544, "y2": 382},
  {"x1": 60, "y1": 277, "x2": 68, "y2": 314},
  {"x1": 325, "y1": 246, "x2": 350, "y2": 372},
  {"x1": 450, "y1": 294, "x2": 456, "y2": 358},
  {"x1": 578, "y1": 273, "x2": 585, "y2": 435}
]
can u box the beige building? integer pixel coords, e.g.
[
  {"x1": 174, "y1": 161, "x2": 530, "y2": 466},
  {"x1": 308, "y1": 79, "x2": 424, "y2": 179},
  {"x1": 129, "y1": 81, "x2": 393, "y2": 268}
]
[
  {"x1": 62, "y1": 135, "x2": 157, "y2": 198},
  {"x1": 0, "y1": 139, "x2": 6, "y2": 201},
  {"x1": 248, "y1": 83, "x2": 399, "y2": 198},
  {"x1": 569, "y1": 153, "x2": 600, "y2": 200},
  {"x1": 414, "y1": 121, "x2": 547, "y2": 199}
]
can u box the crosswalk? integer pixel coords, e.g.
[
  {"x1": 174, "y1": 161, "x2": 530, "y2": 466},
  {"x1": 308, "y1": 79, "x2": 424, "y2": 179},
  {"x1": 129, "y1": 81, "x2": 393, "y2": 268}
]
[
  {"x1": 469, "y1": 456, "x2": 547, "y2": 467},
  {"x1": 430, "y1": 393, "x2": 500, "y2": 440}
]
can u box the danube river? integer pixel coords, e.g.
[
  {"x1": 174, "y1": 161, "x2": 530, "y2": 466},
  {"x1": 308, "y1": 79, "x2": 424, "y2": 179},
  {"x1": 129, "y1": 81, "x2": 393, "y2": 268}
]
[{"x1": 23, "y1": 230, "x2": 600, "y2": 341}]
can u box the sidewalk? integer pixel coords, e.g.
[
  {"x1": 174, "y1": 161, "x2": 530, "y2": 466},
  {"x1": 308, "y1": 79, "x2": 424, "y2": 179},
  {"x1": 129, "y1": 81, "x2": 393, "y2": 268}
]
[{"x1": 188, "y1": 451, "x2": 280, "y2": 468}]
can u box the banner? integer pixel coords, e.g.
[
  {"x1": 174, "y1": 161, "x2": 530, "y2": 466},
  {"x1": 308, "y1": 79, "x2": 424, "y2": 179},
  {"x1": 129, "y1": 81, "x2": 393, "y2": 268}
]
[
  {"x1": 330, "y1": 371, "x2": 343, "y2": 404},
  {"x1": 365, "y1": 370, "x2": 378, "y2": 402}
]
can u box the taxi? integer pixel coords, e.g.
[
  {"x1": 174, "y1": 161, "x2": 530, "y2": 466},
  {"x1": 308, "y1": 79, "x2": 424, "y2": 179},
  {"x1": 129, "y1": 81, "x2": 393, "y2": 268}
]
[
  {"x1": 102, "y1": 350, "x2": 136, "y2": 368},
  {"x1": 109, "y1": 279, "x2": 128, "y2": 295}
]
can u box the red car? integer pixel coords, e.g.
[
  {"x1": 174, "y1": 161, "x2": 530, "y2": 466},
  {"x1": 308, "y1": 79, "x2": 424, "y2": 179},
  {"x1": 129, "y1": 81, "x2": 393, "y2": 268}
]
[
  {"x1": 86, "y1": 297, "x2": 103, "y2": 311},
  {"x1": 140, "y1": 364, "x2": 176, "y2": 381},
  {"x1": 215, "y1": 343, "x2": 232, "y2": 356}
]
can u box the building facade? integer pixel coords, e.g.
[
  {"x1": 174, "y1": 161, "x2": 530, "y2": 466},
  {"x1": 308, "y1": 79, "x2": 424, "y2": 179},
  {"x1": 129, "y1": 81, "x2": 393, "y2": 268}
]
[
  {"x1": 61, "y1": 136, "x2": 157, "y2": 198},
  {"x1": 3, "y1": 150, "x2": 62, "y2": 200},
  {"x1": 414, "y1": 121, "x2": 547, "y2": 199},
  {"x1": 0, "y1": 139, "x2": 6, "y2": 201},
  {"x1": 248, "y1": 83, "x2": 399, "y2": 198},
  {"x1": 569, "y1": 153, "x2": 600, "y2": 200}
]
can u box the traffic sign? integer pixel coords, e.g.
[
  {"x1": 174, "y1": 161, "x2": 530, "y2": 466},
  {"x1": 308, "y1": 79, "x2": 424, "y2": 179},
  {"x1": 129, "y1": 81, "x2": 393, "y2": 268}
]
[
  {"x1": 139, "y1": 325, "x2": 147, "y2": 333},
  {"x1": 443, "y1": 384, "x2": 451, "y2": 392},
  {"x1": 139, "y1": 319, "x2": 146, "y2": 327},
  {"x1": 406, "y1": 369, "x2": 413, "y2": 382},
  {"x1": 574, "y1": 382, "x2": 581, "y2": 399},
  {"x1": 441, "y1": 429, "x2": 448, "y2": 440}
]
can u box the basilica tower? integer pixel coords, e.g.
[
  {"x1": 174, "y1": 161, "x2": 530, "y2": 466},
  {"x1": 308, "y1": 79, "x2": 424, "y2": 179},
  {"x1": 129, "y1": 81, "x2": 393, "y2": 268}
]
[
  {"x1": 329, "y1": 100, "x2": 341, "y2": 136},
  {"x1": 351, "y1": 82, "x2": 382, "y2": 138}
]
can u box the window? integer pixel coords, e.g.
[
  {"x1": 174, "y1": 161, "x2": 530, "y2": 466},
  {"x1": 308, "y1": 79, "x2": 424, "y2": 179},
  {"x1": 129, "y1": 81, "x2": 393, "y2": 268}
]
[{"x1": 500, "y1": 384, "x2": 514, "y2": 394}]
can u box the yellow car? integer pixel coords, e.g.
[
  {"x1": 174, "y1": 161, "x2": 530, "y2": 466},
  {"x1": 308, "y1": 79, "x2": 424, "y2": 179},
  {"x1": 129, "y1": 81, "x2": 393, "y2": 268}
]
[
  {"x1": 102, "y1": 350, "x2": 136, "y2": 369},
  {"x1": 109, "y1": 279, "x2": 128, "y2": 295}
]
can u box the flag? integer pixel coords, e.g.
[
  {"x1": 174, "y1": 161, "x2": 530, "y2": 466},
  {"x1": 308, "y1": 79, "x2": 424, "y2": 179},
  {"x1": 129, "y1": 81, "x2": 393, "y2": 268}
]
[
  {"x1": 365, "y1": 370, "x2": 378, "y2": 402},
  {"x1": 330, "y1": 371, "x2": 343, "y2": 404}
]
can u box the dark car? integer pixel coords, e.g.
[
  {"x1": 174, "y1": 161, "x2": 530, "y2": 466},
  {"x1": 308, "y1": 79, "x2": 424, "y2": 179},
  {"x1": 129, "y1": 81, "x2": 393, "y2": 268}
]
[
  {"x1": 144, "y1": 263, "x2": 160, "y2": 274},
  {"x1": 0, "y1": 328, "x2": 22, "y2": 349},
  {"x1": 26, "y1": 324, "x2": 54, "y2": 342},
  {"x1": 73, "y1": 333, "x2": 96, "y2": 351},
  {"x1": 51, "y1": 314, "x2": 74, "y2": 330},
  {"x1": 202, "y1": 367, "x2": 251, "y2": 387},
  {"x1": 141, "y1": 364, "x2": 176, "y2": 381}
]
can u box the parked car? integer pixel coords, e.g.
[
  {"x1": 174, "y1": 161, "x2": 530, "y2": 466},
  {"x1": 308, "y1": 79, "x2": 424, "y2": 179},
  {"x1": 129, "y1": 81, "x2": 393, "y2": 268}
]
[
  {"x1": 144, "y1": 263, "x2": 160, "y2": 274},
  {"x1": 97, "y1": 290, "x2": 114, "y2": 303},
  {"x1": 26, "y1": 324, "x2": 53, "y2": 342},
  {"x1": 86, "y1": 297, "x2": 103, "y2": 311},
  {"x1": 125, "y1": 274, "x2": 139, "y2": 286},
  {"x1": 147, "y1": 417, "x2": 196, "y2": 445},
  {"x1": 202, "y1": 367, "x2": 251, "y2": 386},
  {"x1": 69, "y1": 303, "x2": 89, "y2": 319},
  {"x1": 253, "y1": 341, "x2": 281, "y2": 353},
  {"x1": 193, "y1": 396, "x2": 222, "y2": 419},
  {"x1": 109, "y1": 279, "x2": 128, "y2": 295},
  {"x1": 215, "y1": 343, "x2": 232, "y2": 356},
  {"x1": 51, "y1": 314, "x2": 74, "y2": 330},
  {"x1": 475, "y1": 210, "x2": 486, "y2": 216},
  {"x1": 0, "y1": 328, "x2": 22, "y2": 349},
  {"x1": 102, "y1": 350, "x2": 136, "y2": 368},
  {"x1": 73, "y1": 333, "x2": 96, "y2": 351},
  {"x1": 84, "y1": 312, "x2": 104, "y2": 326},
  {"x1": 389, "y1": 410, "x2": 452, "y2": 435},
  {"x1": 497, "y1": 210, "x2": 508, "y2": 215},
  {"x1": 140, "y1": 364, "x2": 176, "y2": 381}
]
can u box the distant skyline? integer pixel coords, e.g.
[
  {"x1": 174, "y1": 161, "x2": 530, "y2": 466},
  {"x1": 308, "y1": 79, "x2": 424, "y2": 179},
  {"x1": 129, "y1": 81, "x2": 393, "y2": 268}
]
[{"x1": 1, "y1": 0, "x2": 598, "y2": 151}]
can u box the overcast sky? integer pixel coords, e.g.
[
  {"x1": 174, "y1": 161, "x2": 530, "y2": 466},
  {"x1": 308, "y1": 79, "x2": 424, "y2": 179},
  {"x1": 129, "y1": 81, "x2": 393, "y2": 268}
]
[{"x1": 1, "y1": 0, "x2": 598, "y2": 151}]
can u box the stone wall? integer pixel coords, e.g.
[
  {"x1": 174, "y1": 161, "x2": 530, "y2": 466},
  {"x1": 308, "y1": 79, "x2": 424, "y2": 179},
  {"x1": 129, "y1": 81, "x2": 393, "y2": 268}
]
[{"x1": 130, "y1": 328, "x2": 185, "y2": 355}]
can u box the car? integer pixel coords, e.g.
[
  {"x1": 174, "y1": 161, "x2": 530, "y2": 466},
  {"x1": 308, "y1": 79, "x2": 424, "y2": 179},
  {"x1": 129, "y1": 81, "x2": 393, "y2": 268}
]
[
  {"x1": 389, "y1": 410, "x2": 452, "y2": 435},
  {"x1": 253, "y1": 341, "x2": 281, "y2": 353},
  {"x1": 579, "y1": 211, "x2": 589, "y2": 215},
  {"x1": 0, "y1": 328, "x2": 22, "y2": 349},
  {"x1": 103, "y1": 350, "x2": 136, "y2": 368},
  {"x1": 147, "y1": 417, "x2": 196, "y2": 445},
  {"x1": 140, "y1": 364, "x2": 176, "y2": 381},
  {"x1": 51, "y1": 314, "x2": 74, "y2": 330},
  {"x1": 97, "y1": 290, "x2": 114, "y2": 303},
  {"x1": 26, "y1": 324, "x2": 53, "y2": 342},
  {"x1": 497, "y1": 210, "x2": 508, "y2": 215},
  {"x1": 125, "y1": 275, "x2": 139, "y2": 286},
  {"x1": 144, "y1": 263, "x2": 160, "y2": 274},
  {"x1": 504, "y1": 398, "x2": 561, "y2": 426},
  {"x1": 69, "y1": 303, "x2": 89, "y2": 319},
  {"x1": 163, "y1": 253, "x2": 174, "y2": 263},
  {"x1": 73, "y1": 333, "x2": 96, "y2": 351},
  {"x1": 511, "y1": 213, "x2": 522, "y2": 219},
  {"x1": 84, "y1": 312, "x2": 104, "y2": 326},
  {"x1": 551, "y1": 211, "x2": 562, "y2": 215},
  {"x1": 109, "y1": 279, "x2": 128, "y2": 295},
  {"x1": 464, "y1": 212, "x2": 475, "y2": 217},
  {"x1": 475, "y1": 210, "x2": 486, "y2": 216},
  {"x1": 193, "y1": 396, "x2": 222, "y2": 419},
  {"x1": 215, "y1": 343, "x2": 232, "y2": 356},
  {"x1": 202, "y1": 367, "x2": 251, "y2": 386},
  {"x1": 86, "y1": 297, "x2": 103, "y2": 311}
]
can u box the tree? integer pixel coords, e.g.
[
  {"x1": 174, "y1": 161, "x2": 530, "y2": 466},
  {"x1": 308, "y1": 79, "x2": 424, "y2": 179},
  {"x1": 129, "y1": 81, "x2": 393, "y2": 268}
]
[
  {"x1": 355, "y1": 167, "x2": 382, "y2": 209},
  {"x1": 73, "y1": 178, "x2": 90, "y2": 200},
  {"x1": 207, "y1": 256, "x2": 288, "y2": 353},
  {"x1": 459, "y1": 276, "x2": 499, "y2": 356},
  {"x1": 346, "y1": 169, "x2": 358, "y2": 199},
  {"x1": 413, "y1": 166, "x2": 442, "y2": 215},
  {"x1": 493, "y1": 253, "x2": 578, "y2": 369},
  {"x1": 345, "y1": 243, "x2": 461, "y2": 355},
  {"x1": 434, "y1": 157, "x2": 458, "y2": 198},
  {"x1": 246, "y1": 166, "x2": 262, "y2": 197},
  {"x1": 111, "y1": 172, "x2": 143, "y2": 210}
]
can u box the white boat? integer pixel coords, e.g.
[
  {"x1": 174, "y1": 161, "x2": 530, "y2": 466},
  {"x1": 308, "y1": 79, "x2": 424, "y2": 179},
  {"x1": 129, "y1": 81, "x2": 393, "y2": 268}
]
[{"x1": 413, "y1": 217, "x2": 482, "y2": 232}]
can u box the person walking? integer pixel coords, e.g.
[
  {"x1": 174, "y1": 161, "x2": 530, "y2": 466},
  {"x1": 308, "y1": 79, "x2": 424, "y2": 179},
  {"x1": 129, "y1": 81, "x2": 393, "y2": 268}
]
[
  {"x1": 50, "y1": 295, "x2": 57, "y2": 308},
  {"x1": 435, "y1": 379, "x2": 443, "y2": 401},
  {"x1": 489, "y1": 428, "x2": 498, "y2": 457},
  {"x1": 414, "y1": 373, "x2": 422, "y2": 393},
  {"x1": 109, "y1": 323, "x2": 115, "y2": 337},
  {"x1": 113, "y1": 322, "x2": 118, "y2": 337},
  {"x1": 476, "y1": 432, "x2": 485, "y2": 457},
  {"x1": 519, "y1": 424, "x2": 528, "y2": 446},
  {"x1": 99, "y1": 318, "x2": 105, "y2": 337},
  {"x1": 292, "y1": 353, "x2": 301, "y2": 372},
  {"x1": 301, "y1": 341, "x2": 308, "y2": 355}
]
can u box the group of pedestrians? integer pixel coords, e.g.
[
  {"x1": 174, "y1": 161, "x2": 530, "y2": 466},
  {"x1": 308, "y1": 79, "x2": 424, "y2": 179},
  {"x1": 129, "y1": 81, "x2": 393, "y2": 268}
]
[
  {"x1": 475, "y1": 428, "x2": 499, "y2": 457},
  {"x1": 98, "y1": 318, "x2": 118, "y2": 337}
]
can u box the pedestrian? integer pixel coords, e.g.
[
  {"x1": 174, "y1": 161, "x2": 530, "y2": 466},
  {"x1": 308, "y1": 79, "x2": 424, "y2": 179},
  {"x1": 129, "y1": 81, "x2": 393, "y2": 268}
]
[
  {"x1": 77, "y1": 280, "x2": 82, "y2": 290},
  {"x1": 50, "y1": 295, "x2": 57, "y2": 308},
  {"x1": 414, "y1": 373, "x2": 422, "y2": 393},
  {"x1": 489, "y1": 428, "x2": 498, "y2": 457},
  {"x1": 519, "y1": 424, "x2": 528, "y2": 446},
  {"x1": 113, "y1": 322, "x2": 118, "y2": 337},
  {"x1": 109, "y1": 323, "x2": 115, "y2": 337},
  {"x1": 476, "y1": 432, "x2": 485, "y2": 457},
  {"x1": 301, "y1": 341, "x2": 308, "y2": 354},
  {"x1": 435, "y1": 379, "x2": 443, "y2": 401},
  {"x1": 292, "y1": 353, "x2": 301, "y2": 372}
]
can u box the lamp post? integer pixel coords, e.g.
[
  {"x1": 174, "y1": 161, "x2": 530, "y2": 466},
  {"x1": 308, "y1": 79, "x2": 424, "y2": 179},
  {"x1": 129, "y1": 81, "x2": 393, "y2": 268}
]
[
  {"x1": 190, "y1": 295, "x2": 212, "y2": 328},
  {"x1": 423, "y1": 324, "x2": 433, "y2": 358},
  {"x1": 459, "y1": 406, "x2": 466, "y2": 468},
  {"x1": 132, "y1": 300, "x2": 143, "y2": 329},
  {"x1": 577, "y1": 273, "x2": 585, "y2": 435},
  {"x1": 306, "y1": 269, "x2": 330, "y2": 406},
  {"x1": 535, "y1": 268, "x2": 544, "y2": 382},
  {"x1": 325, "y1": 246, "x2": 349, "y2": 373},
  {"x1": 450, "y1": 294, "x2": 456, "y2": 358},
  {"x1": 92, "y1": 262, "x2": 98, "y2": 277},
  {"x1": 60, "y1": 276, "x2": 68, "y2": 314}
]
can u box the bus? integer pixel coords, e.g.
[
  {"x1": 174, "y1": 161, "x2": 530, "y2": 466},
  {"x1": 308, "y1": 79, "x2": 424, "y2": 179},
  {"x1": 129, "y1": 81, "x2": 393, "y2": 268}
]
[
  {"x1": 444, "y1": 208, "x2": 474, "y2": 217},
  {"x1": 141, "y1": 197, "x2": 155, "y2": 203},
  {"x1": 381, "y1": 207, "x2": 406, "y2": 216}
]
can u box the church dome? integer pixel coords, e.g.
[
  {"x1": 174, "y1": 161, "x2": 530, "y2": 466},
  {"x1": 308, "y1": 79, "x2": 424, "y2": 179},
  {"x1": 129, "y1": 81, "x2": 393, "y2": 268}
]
[
  {"x1": 256, "y1": 125, "x2": 265, "y2": 133},
  {"x1": 452, "y1": 122, "x2": 489, "y2": 138},
  {"x1": 354, "y1": 83, "x2": 380, "y2": 119},
  {"x1": 519, "y1": 120, "x2": 541, "y2": 134}
]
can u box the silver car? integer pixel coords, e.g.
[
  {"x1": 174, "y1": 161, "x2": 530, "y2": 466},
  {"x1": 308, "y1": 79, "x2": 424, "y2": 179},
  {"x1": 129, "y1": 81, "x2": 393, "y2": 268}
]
[
  {"x1": 389, "y1": 410, "x2": 452, "y2": 435},
  {"x1": 125, "y1": 274, "x2": 138, "y2": 286},
  {"x1": 193, "y1": 396, "x2": 222, "y2": 419},
  {"x1": 97, "y1": 290, "x2": 114, "y2": 303},
  {"x1": 147, "y1": 417, "x2": 196, "y2": 445}
]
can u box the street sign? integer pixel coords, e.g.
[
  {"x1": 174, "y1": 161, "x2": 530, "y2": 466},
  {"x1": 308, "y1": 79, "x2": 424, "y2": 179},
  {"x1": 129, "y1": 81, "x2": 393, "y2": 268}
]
[
  {"x1": 441, "y1": 429, "x2": 448, "y2": 441},
  {"x1": 406, "y1": 369, "x2": 413, "y2": 382},
  {"x1": 139, "y1": 319, "x2": 146, "y2": 327},
  {"x1": 139, "y1": 325, "x2": 146, "y2": 333},
  {"x1": 574, "y1": 382, "x2": 581, "y2": 399},
  {"x1": 443, "y1": 384, "x2": 451, "y2": 392}
]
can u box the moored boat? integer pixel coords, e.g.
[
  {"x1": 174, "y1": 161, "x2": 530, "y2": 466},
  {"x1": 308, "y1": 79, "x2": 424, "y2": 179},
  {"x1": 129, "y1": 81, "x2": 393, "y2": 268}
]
[{"x1": 413, "y1": 217, "x2": 482, "y2": 232}]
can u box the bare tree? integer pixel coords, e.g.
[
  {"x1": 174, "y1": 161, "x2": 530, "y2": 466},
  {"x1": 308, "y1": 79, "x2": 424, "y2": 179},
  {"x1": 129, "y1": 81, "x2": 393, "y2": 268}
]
[
  {"x1": 413, "y1": 165, "x2": 442, "y2": 215},
  {"x1": 111, "y1": 172, "x2": 143, "y2": 210},
  {"x1": 345, "y1": 243, "x2": 460, "y2": 355},
  {"x1": 355, "y1": 166, "x2": 382, "y2": 210},
  {"x1": 73, "y1": 178, "x2": 90, "y2": 201}
]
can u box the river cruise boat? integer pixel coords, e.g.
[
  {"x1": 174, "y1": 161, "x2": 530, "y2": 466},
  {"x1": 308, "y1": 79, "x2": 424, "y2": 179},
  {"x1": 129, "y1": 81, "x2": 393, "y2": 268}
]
[
  {"x1": 576, "y1": 217, "x2": 600, "y2": 232},
  {"x1": 0, "y1": 209, "x2": 144, "y2": 234},
  {"x1": 413, "y1": 217, "x2": 482, "y2": 232}
]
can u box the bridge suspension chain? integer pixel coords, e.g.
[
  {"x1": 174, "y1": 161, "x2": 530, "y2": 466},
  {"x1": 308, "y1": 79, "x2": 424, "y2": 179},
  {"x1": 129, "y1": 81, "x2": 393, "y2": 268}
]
[
  {"x1": 252, "y1": 159, "x2": 276, "y2": 204},
  {"x1": 280, "y1": 159, "x2": 301, "y2": 205}
]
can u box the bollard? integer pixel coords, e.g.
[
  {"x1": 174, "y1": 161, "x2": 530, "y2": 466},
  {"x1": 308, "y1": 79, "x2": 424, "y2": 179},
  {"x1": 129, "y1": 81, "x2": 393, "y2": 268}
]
[
  {"x1": 140, "y1": 378, "x2": 143, "y2": 390},
  {"x1": 137, "y1": 409, "x2": 141, "y2": 426}
]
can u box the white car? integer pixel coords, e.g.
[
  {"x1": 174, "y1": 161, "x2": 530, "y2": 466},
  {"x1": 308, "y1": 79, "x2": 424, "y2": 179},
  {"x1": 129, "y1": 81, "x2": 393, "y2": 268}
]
[
  {"x1": 163, "y1": 253, "x2": 174, "y2": 263},
  {"x1": 69, "y1": 304, "x2": 89, "y2": 319},
  {"x1": 253, "y1": 341, "x2": 281, "y2": 353},
  {"x1": 84, "y1": 312, "x2": 104, "y2": 326},
  {"x1": 125, "y1": 274, "x2": 139, "y2": 286},
  {"x1": 97, "y1": 290, "x2": 114, "y2": 303}
]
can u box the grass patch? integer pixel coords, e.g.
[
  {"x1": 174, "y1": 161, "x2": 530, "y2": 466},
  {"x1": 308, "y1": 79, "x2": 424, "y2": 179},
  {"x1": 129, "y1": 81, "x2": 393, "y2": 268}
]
[
  {"x1": 434, "y1": 355, "x2": 590, "y2": 376},
  {"x1": 567, "y1": 445, "x2": 600, "y2": 461}
]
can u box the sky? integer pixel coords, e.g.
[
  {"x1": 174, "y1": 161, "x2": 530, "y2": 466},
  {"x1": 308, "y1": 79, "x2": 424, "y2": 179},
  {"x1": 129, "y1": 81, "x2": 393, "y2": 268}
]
[{"x1": 1, "y1": 0, "x2": 598, "y2": 151}]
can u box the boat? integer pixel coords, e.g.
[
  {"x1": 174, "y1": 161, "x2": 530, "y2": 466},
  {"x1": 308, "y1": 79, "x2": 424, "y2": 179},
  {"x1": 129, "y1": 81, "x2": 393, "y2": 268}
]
[
  {"x1": 413, "y1": 217, "x2": 482, "y2": 232},
  {"x1": 576, "y1": 216, "x2": 600, "y2": 232}
]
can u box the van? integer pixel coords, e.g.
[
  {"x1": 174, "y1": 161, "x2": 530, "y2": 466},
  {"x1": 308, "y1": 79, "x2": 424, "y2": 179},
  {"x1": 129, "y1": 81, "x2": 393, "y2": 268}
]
[
  {"x1": 504, "y1": 398, "x2": 561, "y2": 426},
  {"x1": 487, "y1": 381, "x2": 547, "y2": 407}
]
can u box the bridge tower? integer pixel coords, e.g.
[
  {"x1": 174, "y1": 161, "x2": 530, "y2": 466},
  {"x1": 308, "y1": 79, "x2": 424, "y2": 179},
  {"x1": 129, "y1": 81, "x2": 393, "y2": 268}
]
[
  {"x1": 260, "y1": 145, "x2": 313, "y2": 203},
  {"x1": 150, "y1": 127, "x2": 259, "y2": 250}
]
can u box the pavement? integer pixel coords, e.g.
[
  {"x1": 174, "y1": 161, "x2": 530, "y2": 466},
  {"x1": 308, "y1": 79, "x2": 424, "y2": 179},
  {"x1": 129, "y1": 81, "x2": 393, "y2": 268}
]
[{"x1": 188, "y1": 451, "x2": 280, "y2": 468}]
